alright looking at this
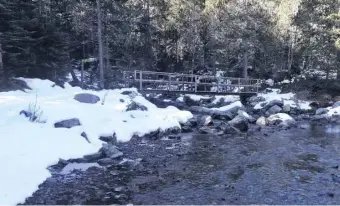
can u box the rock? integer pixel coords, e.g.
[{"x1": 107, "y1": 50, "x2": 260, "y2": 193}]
[
  {"x1": 198, "y1": 126, "x2": 212, "y2": 134},
  {"x1": 309, "y1": 102, "x2": 319, "y2": 109},
  {"x1": 315, "y1": 108, "x2": 329, "y2": 115},
  {"x1": 267, "y1": 113, "x2": 296, "y2": 126},
  {"x1": 168, "y1": 135, "x2": 181, "y2": 140},
  {"x1": 197, "y1": 115, "x2": 213, "y2": 126},
  {"x1": 264, "y1": 99, "x2": 284, "y2": 110},
  {"x1": 211, "y1": 110, "x2": 235, "y2": 120},
  {"x1": 266, "y1": 105, "x2": 283, "y2": 115},
  {"x1": 237, "y1": 110, "x2": 256, "y2": 123},
  {"x1": 183, "y1": 96, "x2": 200, "y2": 107},
  {"x1": 121, "y1": 90, "x2": 133, "y2": 95},
  {"x1": 256, "y1": 116, "x2": 267, "y2": 126},
  {"x1": 229, "y1": 115, "x2": 248, "y2": 132},
  {"x1": 126, "y1": 101, "x2": 148, "y2": 111},
  {"x1": 19, "y1": 110, "x2": 38, "y2": 121},
  {"x1": 181, "y1": 126, "x2": 193, "y2": 133},
  {"x1": 97, "y1": 158, "x2": 116, "y2": 166},
  {"x1": 282, "y1": 104, "x2": 291, "y2": 113},
  {"x1": 248, "y1": 96, "x2": 266, "y2": 104},
  {"x1": 216, "y1": 122, "x2": 240, "y2": 135},
  {"x1": 83, "y1": 152, "x2": 104, "y2": 161},
  {"x1": 189, "y1": 106, "x2": 211, "y2": 114},
  {"x1": 333, "y1": 101, "x2": 340, "y2": 108},
  {"x1": 54, "y1": 118, "x2": 81, "y2": 128},
  {"x1": 58, "y1": 158, "x2": 69, "y2": 165},
  {"x1": 81, "y1": 132, "x2": 90, "y2": 143},
  {"x1": 74, "y1": 93, "x2": 100, "y2": 104},
  {"x1": 99, "y1": 135, "x2": 117, "y2": 145},
  {"x1": 120, "y1": 99, "x2": 125, "y2": 103},
  {"x1": 101, "y1": 143, "x2": 123, "y2": 159},
  {"x1": 165, "y1": 126, "x2": 181, "y2": 134},
  {"x1": 265, "y1": 79, "x2": 274, "y2": 86}
]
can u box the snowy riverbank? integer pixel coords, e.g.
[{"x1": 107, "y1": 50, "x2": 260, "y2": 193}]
[{"x1": 0, "y1": 78, "x2": 192, "y2": 205}]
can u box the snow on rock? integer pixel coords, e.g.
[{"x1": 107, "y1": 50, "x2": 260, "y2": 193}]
[
  {"x1": 254, "y1": 89, "x2": 311, "y2": 111},
  {"x1": 0, "y1": 78, "x2": 193, "y2": 205},
  {"x1": 212, "y1": 101, "x2": 244, "y2": 112},
  {"x1": 176, "y1": 94, "x2": 211, "y2": 102},
  {"x1": 265, "y1": 79, "x2": 274, "y2": 86},
  {"x1": 212, "y1": 95, "x2": 239, "y2": 104},
  {"x1": 267, "y1": 113, "x2": 296, "y2": 125},
  {"x1": 60, "y1": 163, "x2": 102, "y2": 175}
]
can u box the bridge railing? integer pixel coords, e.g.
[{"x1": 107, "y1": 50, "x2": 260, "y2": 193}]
[{"x1": 123, "y1": 70, "x2": 261, "y2": 94}]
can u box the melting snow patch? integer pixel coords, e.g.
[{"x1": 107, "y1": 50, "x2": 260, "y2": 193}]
[{"x1": 60, "y1": 163, "x2": 102, "y2": 175}]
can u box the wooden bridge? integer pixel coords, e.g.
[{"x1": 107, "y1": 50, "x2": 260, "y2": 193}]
[{"x1": 123, "y1": 70, "x2": 262, "y2": 95}]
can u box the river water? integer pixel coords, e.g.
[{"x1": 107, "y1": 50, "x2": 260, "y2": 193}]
[{"x1": 25, "y1": 122, "x2": 340, "y2": 205}]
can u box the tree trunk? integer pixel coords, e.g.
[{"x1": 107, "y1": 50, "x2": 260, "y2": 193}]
[
  {"x1": 243, "y1": 41, "x2": 248, "y2": 78},
  {"x1": 97, "y1": 0, "x2": 104, "y2": 89}
]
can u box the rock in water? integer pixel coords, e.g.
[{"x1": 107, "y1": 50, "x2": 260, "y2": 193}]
[
  {"x1": 101, "y1": 143, "x2": 123, "y2": 159},
  {"x1": 74, "y1": 93, "x2": 100, "y2": 104},
  {"x1": 266, "y1": 105, "x2": 283, "y2": 115},
  {"x1": 267, "y1": 113, "x2": 296, "y2": 126},
  {"x1": 198, "y1": 115, "x2": 213, "y2": 126},
  {"x1": 54, "y1": 118, "x2": 81, "y2": 128},
  {"x1": 256, "y1": 116, "x2": 267, "y2": 126},
  {"x1": 315, "y1": 108, "x2": 329, "y2": 115},
  {"x1": 83, "y1": 152, "x2": 104, "y2": 161},
  {"x1": 126, "y1": 101, "x2": 148, "y2": 111},
  {"x1": 229, "y1": 115, "x2": 248, "y2": 132}
]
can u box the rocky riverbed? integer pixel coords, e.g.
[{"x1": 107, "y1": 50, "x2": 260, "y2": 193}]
[{"x1": 24, "y1": 121, "x2": 340, "y2": 205}]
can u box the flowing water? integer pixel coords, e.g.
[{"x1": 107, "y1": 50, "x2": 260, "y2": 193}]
[{"x1": 25, "y1": 122, "x2": 340, "y2": 205}]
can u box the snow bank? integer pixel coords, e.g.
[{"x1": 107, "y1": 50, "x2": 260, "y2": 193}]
[
  {"x1": 0, "y1": 78, "x2": 192, "y2": 205},
  {"x1": 212, "y1": 101, "x2": 243, "y2": 111},
  {"x1": 254, "y1": 89, "x2": 311, "y2": 110}
]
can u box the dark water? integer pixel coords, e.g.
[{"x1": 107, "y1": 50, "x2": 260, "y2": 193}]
[{"x1": 25, "y1": 123, "x2": 340, "y2": 205}]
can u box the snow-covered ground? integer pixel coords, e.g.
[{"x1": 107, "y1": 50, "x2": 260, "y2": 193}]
[
  {"x1": 0, "y1": 78, "x2": 192, "y2": 205},
  {"x1": 254, "y1": 89, "x2": 312, "y2": 110}
]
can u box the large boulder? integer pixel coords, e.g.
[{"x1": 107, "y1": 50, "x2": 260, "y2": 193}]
[
  {"x1": 315, "y1": 108, "x2": 329, "y2": 115},
  {"x1": 229, "y1": 115, "x2": 248, "y2": 132},
  {"x1": 237, "y1": 110, "x2": 256, "y2": 123},
  {"x1": 54, "y1": 118, "x2": 81, "y2": 128},
  {"x1": 248, "y1": 96, "x2": 266, "y2": 106},
  {"x1": 267, "y1": 113, "x2": 296, "y2": 126},
  {"x1": 101, "y1": 143, "x2": 123, "y2": 159},
  {"x1": 210, "y1": 110, "x2": 235, "y2": 120},
  {"x1": 126, "y1": 101, "x2": 148, "y2": 111},
  {"x1": 189, "y1": 106, "x2": 211, "y2": 114},
  {"x1": 74, "y1": 93, "x2": 100, "y2": 104},
  {"x1": 264, "y1": 99, "x2": 284, "y2": 110},
  {"x1": 256, "y1": 116, "x2": 267, "y2": 126},
  {"x1": 266, "y1": 105, "x2": 283, "y2": 115},
  {"x1": 183, "y1": 96, "x2": 201, "y2": 107},
  {"x1": 197, "y1": 115, "x2": 213, "y2": 126}
]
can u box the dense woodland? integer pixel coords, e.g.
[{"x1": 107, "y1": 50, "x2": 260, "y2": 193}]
[{"x1": 0, "y1": 0, "x2": 340, "y2": 89}]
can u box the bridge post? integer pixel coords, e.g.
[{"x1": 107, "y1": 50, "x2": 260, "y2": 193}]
[
  {"x1": 168, "y1": 74, "x2": 171, "y2": 91},
  {"x1": 238, "y1": 78, "x2": 240, "y2": 93},
  {"x1": 139, "y1": 71, "x2": 143, "y2": 90}
]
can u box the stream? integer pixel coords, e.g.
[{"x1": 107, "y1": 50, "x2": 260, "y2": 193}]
[{"x1": 24, "y1": 122, "x2": 340, "y2": 205}]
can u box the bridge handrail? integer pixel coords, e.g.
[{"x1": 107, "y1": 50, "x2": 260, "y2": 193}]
[{"x1": 123, "y1": 70, "x2": 262, "y2": 94}]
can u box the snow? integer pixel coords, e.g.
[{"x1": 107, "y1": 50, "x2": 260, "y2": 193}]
[
  {"x1": 265, "y1": 79, "x2": 274, "y2": 86},
  {"x1": 212, "y1": 95, "x2": 239, "y2": 104},
  {"x1": 268, "y1": 113, "x2": 294, "y2": 122},
  {"x1": 325, "y1": 106, "x2": 340, "y2": 117},
  {"x1": 212, "y1": 101, "x2": 243, "y2": 111},
  {"x1": 254, "y1": 89, "x2": 311, "y2": 110},
  {"x1": 60, "y1": 163, "x2": 102, "y2": 175},
  {"x1": 176, "y1": 94, "x2": 211, "y2": 102},
  {"x1": 0, "y1": 78, "x2": 193, "y2": 205}
]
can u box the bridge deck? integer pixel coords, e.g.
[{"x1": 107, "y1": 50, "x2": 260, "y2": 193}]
[{"x1": 123, "y1": 70, "x2": 262, "y2": 95}]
